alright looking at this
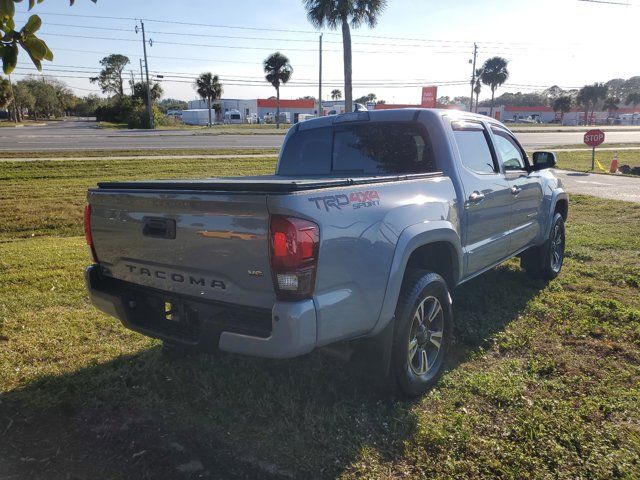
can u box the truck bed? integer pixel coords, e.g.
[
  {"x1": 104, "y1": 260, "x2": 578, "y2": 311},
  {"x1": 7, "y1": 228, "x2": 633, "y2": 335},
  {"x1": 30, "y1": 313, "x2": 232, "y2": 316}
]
[{"x1": 96, "y1": 172, "x2": 442, "y2": 193}]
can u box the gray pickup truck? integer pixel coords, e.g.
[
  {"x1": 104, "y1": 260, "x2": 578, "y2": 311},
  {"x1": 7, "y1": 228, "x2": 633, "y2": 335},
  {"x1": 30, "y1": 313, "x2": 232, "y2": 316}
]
[{"x1": 84, "y1": 109, "x2": 568, "y2": 396}]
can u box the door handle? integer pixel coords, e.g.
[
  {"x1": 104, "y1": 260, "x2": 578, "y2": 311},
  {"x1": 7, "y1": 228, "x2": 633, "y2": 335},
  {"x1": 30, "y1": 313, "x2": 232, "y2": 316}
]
[
  {"x1": 510, "y1": 185, "x2": 522, "y2": 196},
  {"x1": 142, "y1": 216, "x2": 176, "y2": 239},
  {"x1": 467, "y1": 191, "x2": 485, "y2": 205}
]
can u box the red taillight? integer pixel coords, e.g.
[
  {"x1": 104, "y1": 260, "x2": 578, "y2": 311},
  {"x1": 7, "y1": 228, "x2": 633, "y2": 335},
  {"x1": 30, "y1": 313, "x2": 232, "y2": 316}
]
[
  {"x1": 84, "y1": 204, "x2": 98, "y2": 263},
  {"x1": 269, "y1": 215, "x2": 319, "y2": 300}
]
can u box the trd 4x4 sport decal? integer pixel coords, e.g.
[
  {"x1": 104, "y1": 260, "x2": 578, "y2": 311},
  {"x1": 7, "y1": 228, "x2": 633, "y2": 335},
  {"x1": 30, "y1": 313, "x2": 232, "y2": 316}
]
[{"x1": 308, "y1": 190, "x2": 380, "y2": 212}]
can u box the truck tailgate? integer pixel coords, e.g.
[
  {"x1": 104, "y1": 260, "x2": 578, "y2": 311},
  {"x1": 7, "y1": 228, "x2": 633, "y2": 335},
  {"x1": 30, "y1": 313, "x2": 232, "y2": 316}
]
[{"x1": 88, "y1": 189, "x2": 275, "y2": 308}]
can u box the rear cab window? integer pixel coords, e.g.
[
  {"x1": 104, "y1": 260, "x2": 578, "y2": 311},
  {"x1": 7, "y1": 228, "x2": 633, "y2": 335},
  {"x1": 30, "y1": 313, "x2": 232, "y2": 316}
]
[{"x1": 278, "y1": 122, "x2": 436, "y2": 176}]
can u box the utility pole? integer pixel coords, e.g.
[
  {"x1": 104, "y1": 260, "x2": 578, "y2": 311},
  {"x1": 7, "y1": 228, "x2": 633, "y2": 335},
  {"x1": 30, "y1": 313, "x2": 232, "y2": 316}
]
[
  {"x1": 318, "y1": 33, "x2": 323, "y2": 118},
  {"x1": 139, "y1": 58, "x2": 144, "y2": 83},
  {"x1": 469, "y1": 42, "x2": 477, "y2": 112},
  {"x1": 129, "y1": 70, "x2": 135, "y2": 95},
  {"x1": 138, "y1": 20, "x2": 154, "y2": 129}
]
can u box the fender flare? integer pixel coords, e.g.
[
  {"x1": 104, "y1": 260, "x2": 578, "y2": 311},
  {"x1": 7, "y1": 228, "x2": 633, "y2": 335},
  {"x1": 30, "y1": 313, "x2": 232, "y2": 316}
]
[
  {"x1": 370, "y1": 220, "x2": 463, "y2": 336},
  {"x1": 544, "y1": 188, "x2": 568, "y2": 239}
]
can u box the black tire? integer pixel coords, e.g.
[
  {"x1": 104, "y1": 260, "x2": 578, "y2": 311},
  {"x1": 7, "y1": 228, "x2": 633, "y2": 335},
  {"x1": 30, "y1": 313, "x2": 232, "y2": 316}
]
[
  {"x1": 391, "y1": 270, "x2": 453, "y2": 397},
  {"x1": 161, "y1": 341, "x2": 192, "y2": 360},
  {"x1": 521, "y1": 213, "x2": 565, "y2": 280}
]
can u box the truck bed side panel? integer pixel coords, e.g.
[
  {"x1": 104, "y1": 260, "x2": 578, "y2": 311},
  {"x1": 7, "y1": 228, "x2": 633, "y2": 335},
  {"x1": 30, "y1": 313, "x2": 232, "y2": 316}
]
[{"x1": 267, "y1": 176, "x2": 458, "y2": 346}]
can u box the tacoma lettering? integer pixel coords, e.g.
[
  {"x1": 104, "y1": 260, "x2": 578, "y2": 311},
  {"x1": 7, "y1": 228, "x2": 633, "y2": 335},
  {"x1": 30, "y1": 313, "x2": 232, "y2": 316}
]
[{"x1": 124, "y1": 264, "x2": 226, "y2": 289}]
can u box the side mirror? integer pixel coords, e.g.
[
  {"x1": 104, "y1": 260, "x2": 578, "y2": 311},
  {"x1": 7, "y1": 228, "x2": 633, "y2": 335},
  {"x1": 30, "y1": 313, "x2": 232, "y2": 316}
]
[{"x1": 532, "y1": 151, "x2": 557, "y2": 171}]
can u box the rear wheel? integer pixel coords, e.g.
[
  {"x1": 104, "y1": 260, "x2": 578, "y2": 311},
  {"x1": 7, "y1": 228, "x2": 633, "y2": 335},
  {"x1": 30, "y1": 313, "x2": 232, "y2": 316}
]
[
  {"x1": 391, "y1": 271, "x2": 452, "y2": 397},
  {"x1": 521, "y1": 213, "x2": 565, "y2": 280},
  {"x1": 161, "y1": 341, "x2": 192, "y2": 360}
]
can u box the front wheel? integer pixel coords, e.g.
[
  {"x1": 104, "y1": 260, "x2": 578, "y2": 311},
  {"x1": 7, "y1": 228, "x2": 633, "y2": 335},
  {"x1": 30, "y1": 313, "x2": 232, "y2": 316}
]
[
  {"x1": 391, "y1": 271, "x2": 453, "y2": 397},
  {"x1": 521, "y1": 213, "x2": 566, "y2": 280}
]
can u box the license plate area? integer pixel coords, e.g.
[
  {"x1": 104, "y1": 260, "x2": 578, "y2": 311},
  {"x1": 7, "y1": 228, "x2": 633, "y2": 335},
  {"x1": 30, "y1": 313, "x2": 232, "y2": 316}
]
[{"x1": 126, "y1": 293, "x2": 202, "y2": 343}]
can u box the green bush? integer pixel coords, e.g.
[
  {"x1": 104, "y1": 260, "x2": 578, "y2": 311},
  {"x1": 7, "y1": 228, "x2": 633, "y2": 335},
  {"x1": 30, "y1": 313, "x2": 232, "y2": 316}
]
[{"x1": 95, "y1": 96, "x2": 165, "y2": 129}]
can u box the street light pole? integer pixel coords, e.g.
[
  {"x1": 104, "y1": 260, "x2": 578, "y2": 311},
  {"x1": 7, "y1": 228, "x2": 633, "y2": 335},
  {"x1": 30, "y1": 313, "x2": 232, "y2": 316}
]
[{"x1": 469, "y1": 42, "x2": 477, "y2": 112}]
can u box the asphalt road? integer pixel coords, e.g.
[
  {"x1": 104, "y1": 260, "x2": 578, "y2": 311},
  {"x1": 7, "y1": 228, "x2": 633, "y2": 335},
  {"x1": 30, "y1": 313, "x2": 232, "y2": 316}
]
[
  {"x1": 553, "y1": 170, "x2": 640, "y2": 203},
  {"x1": 3, "y1": 120, "x2": 640, "y2": 151}
]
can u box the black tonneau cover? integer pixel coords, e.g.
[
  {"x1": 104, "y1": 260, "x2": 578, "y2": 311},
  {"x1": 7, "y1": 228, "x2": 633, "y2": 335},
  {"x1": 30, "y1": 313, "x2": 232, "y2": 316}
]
[{"x1": 96, "y1": 172, "x2": 442, "y2": 193}]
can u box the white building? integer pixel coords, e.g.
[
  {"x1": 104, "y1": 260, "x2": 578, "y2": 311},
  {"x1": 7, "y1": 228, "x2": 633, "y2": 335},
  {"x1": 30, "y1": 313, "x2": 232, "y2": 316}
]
[{"x1": 184, "y1": 98, "x2": 316, "y2": 125}]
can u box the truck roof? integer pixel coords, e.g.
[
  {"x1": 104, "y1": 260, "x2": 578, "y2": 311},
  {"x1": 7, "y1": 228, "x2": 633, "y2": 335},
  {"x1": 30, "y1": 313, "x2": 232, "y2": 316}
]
[{"x1": 299, "y1": 107, "x2": 504, "y2": 131}]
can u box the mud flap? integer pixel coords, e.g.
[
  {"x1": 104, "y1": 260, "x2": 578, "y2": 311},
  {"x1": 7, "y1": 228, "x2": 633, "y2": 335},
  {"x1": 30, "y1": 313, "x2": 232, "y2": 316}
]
[{"x1": 351, "y1": 317, "x2": 396, "y2": 388}]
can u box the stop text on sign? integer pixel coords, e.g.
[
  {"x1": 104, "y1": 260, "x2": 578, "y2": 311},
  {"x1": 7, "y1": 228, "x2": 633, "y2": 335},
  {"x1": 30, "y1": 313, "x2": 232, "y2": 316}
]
[{"x1": 584, "y1": 129, "x2": 605, "y2": 147}]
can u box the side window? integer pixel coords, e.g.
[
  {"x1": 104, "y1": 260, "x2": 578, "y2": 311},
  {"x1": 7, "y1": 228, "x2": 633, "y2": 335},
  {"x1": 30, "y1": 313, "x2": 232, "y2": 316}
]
[
  {"x1": 452, "y1": 121, "x2": 497, "y2": 174},
  {"x1": 492, "y1": 128, "x2": 526, "y2": 171}
]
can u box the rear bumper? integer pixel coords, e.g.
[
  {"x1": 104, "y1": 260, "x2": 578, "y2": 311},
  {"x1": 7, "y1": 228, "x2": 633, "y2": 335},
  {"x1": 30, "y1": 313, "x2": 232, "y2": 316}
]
[{"x1": 84, "y1": 265, "x2": 317, "y2": 359}]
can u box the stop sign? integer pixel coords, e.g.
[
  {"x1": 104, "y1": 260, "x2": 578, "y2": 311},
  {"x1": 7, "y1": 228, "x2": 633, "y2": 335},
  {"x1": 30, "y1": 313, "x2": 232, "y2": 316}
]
[{"x1": 584, "y1": 129, "x2": 605, "y2": 147}]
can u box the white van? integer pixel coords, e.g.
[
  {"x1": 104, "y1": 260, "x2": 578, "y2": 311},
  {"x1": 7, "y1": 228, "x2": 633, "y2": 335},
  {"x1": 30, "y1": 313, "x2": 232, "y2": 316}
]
[{"x1": 223, "y1": 109, "x2": 242, "y2": 125}]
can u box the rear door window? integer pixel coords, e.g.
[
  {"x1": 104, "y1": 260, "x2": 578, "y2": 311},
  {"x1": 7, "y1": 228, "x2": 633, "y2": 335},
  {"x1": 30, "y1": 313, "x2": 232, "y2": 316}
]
[
  {"x1": 491, "y1": 127, "x2": 527, "y2": 171},
  {"x1": 452, "y1": 121, "x2": 497, "y2": 174},
  {"x1": 278, "y1": 122, "x2": 435, "y2": 176}
]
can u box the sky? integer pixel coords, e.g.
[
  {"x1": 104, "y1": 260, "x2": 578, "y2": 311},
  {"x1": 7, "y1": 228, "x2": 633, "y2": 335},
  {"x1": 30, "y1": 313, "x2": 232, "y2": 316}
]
[{"x1": 9, "y1": 0, "x2": 640, "y2": 104}]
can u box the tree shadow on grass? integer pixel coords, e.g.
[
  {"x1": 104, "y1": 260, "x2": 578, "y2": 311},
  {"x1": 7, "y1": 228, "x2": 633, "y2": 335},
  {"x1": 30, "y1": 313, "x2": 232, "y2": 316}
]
[{"x1": 0, "y1": 264, "x2": 544, "y2": 480}]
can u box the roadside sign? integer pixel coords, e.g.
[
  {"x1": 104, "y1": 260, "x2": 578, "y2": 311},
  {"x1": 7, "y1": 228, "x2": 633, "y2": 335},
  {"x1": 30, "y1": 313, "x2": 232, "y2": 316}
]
[
  {"x1": 584, "y1": 129, "x2": 605, "y2": 147},
  {"x1": 421, "y1": 86, "x2": 437, "y2": 108},
  {"x1": 584, "y1": 129, "x2": 605, "y2": 170}
]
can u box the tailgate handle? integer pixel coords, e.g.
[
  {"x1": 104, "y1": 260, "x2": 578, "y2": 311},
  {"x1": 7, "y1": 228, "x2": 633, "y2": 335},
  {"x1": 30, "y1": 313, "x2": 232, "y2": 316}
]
[{"x1": 142, "y1": 217, "x2": 176, "y2": 239}]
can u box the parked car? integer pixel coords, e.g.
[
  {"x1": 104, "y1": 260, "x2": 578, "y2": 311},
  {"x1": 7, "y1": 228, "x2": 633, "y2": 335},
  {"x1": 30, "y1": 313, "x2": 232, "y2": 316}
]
[
  {"x1": 297, "y1": 113, "x2": 316, "y2": 122},
  {"x1": 245, "y1": 113, "x2": 259, "y2": 124},
  {"x1": 84, "y1": 108, "x2": 568, "y2": 397},
  {"x1": 264, "y1": 112, "x2": 291, "y2": 124}
]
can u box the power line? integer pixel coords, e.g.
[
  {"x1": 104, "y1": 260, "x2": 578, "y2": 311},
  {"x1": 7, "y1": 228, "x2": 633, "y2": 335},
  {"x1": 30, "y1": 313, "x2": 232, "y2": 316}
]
[
  {"x1": 17, "y1": 10, "x2": 586, "y2": 49},
  {"x1": 11, "y1": 66, "x2": 470, "y2": 88},
  {"x1": 39, "y1": 31, "x2": 475, "y2": 54},
  {"x1": 44, "y1": 46, "x2": 317, "y2": 67},
  {"x1": 577, "y1": 0, "x2": 633, "y2": 5},
  {"x1": 14, "y1": 61, "x2": 487, "y2": 84}
]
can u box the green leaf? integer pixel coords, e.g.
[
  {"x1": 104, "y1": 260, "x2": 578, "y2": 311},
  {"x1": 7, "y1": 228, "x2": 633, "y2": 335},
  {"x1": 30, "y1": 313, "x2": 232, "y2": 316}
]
[
  {"x1": 41, "y1": 38, "x2": 52, "y2": 61},
  {"x1": 0, "y1": 0, "x2": 15, "y2": 18},
  {"x1": 22, "y1": 35, "x2": 47, "y2": 61},
  {"x1": 22, "y1": 14, "x2": 41, "y2": 33},
  {"x1": 1, "y1": 42, "x2": 18, "y2": 74},
  {"x1": 29, "y1": 0, "x2": 35, "y2": 10}
]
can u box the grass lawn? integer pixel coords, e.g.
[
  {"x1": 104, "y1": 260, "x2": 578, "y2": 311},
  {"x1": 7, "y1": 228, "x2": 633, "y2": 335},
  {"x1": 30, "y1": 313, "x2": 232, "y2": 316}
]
[
  {"x1": 543, "y1": 143, "x2": 640, "y2": 150},
  {"x1": 1, "y1": 157, "x2": 639, "y2": 479},
  {"x1": 556, "y1": 149, "x2": 640, "y2": 172},
  {"x1": 0, "y1": 120, "x2": 46, "y2": 128},
  {"x1": 1, "y1": 148, "x2": 279, "y2": 159},
  {"x1": 97, "y1": 121, "x2": 290, "y2": 134},
  {"x1": 0, "y1": 156, "x2": 278, "y2": 239}
]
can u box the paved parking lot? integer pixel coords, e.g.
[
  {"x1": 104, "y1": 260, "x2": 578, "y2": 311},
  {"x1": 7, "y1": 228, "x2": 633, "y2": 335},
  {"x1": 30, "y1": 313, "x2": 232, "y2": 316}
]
[{"x1": 554, "y1": 170, "x2": 640, "y2": 203}]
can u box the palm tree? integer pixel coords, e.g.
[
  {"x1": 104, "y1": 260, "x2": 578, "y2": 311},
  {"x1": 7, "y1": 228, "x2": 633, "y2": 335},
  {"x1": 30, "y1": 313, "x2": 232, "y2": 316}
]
[
  {"x1": 473, "y1": 68, "x2": 483, "y2": 113},
  {"x1": 552, "y1": 96, "x2": 572, "y2": 124},
  {"x1": 603, "y1": 96, "x2": 620, "y2": 118},
  {"x1": 263, "y1": 52, "x2": 293, "y2": 129},
  {"x1": 304, "y1": 0, "x2": 387, "y2": 113},
  {"x1": 480, "y1": 57, "x2": 509, "y2": 117},
  {"x1": 194, "y1": 72, "x2": 223, "y2": 127},
  {"x1": 578, "y1": 83, "x2": 608, "y2": 125},
  {"x1": 576, "y1": 86, "x2": 591, "y2": 125},
  {"x1": 331, "y1": 88, "x2": 342, "y2": 101}
]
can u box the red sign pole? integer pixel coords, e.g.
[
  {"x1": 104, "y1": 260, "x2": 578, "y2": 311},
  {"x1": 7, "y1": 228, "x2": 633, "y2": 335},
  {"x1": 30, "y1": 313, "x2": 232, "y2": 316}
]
[{"x1": 584, "y1": 129, "x2": 606, "y2": 170}]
